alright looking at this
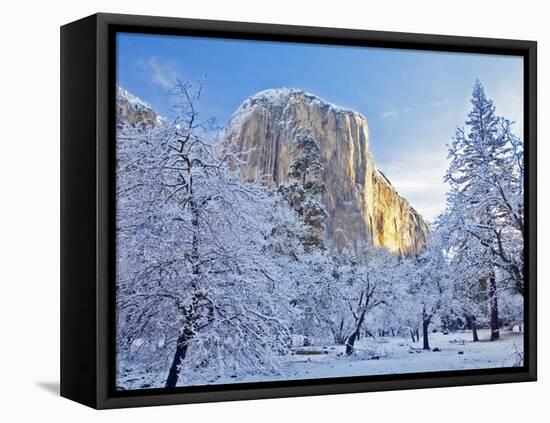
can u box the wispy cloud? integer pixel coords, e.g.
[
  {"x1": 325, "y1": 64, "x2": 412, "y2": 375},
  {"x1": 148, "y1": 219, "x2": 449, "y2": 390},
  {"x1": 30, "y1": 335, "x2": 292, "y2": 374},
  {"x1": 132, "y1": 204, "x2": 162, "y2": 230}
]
[
  {"x1": 380, "y1": 110, "x2": 399, "y2": 119},
  {"x1": 430, "y1": 99, "x2": 449, "y2": 107},
  {"x1": 147, "y1": 56, "x2": 178, "y2": 89},
  {"x1": 380, "y1": 107, "x2": 412, "y2": 119}
]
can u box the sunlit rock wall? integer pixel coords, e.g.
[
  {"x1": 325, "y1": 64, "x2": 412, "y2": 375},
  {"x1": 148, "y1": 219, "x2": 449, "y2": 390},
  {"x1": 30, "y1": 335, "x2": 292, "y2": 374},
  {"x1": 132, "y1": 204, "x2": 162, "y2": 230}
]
[{"x1": 222, "y1": 88, "x2": 430, "y2": 255}]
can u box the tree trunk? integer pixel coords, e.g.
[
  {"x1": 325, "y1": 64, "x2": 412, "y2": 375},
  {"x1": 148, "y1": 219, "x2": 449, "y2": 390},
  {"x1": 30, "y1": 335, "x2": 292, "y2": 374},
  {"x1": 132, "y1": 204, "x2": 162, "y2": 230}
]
[
  {"x1": 165, "y1": 326, "x2": 194, "y2": 388},
  {"x1": 471, "y1": 316, "x2": 479, "y2": 342},
  {"x1": 422, "y1": 319, "x2": 430, "y2": 350},
  {"x1": 345, "y1": 330, "x2": 359, "y2": 355},
  {"x1": 190, "y1": 201, "x2": 200, "y2": 277},
  {"x1": 166, "y1": 184, "x2": 201, "y2": 388},
  {"x1": 345, "y1": 309, "x2": 367, "y2": 355},
  {"x1": 334, "y1": 319, "x2": 345, "y2": 345},
  {"x1": 410, "y1": 329, "x2": 416, "y2": 343},
  {"x1": 488, "y1": 274, "x2": 500, "y2": 340},
  {"x1": 422, "y1": 305, "x2": 431, "y2": 350}
]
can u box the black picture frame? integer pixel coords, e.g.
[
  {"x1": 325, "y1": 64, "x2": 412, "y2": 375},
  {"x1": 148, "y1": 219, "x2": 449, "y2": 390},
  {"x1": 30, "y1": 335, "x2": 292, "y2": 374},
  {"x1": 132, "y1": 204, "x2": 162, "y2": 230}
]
[{"x1": 61, "y1": 12, "x2": 537, "y2": 409}]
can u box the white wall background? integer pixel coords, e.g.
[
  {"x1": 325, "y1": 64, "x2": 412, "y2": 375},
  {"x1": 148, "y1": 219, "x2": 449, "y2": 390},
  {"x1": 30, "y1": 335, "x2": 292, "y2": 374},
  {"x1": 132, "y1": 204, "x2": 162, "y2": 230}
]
[{"x1": 0, "y1": 0, "x2": 546, "y2": 421}]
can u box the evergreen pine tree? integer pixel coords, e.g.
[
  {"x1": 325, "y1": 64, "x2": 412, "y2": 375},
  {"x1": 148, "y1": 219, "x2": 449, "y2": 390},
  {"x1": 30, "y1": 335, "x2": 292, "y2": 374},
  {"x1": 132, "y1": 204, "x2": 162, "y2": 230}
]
[
  {"x1": 442, "y1": 80, "x2": 524, "y2": 341},
  {"x1": 279, "y1": 132, "x2": 327, "y2": 249}
]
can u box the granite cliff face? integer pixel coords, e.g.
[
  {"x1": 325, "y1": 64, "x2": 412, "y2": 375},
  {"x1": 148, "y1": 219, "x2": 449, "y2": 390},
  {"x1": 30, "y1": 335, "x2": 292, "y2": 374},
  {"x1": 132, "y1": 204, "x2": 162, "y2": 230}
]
[
  {"x1": 222, "y1": 88, "x2": 429, "y2": 255},
  {"x1": 117, "y1": 86, "x2": 162, "y2": 131}
]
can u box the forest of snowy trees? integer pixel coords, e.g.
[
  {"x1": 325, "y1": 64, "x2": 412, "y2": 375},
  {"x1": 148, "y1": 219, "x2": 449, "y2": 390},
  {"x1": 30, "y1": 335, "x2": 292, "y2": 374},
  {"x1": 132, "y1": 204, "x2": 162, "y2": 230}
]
[{"x1": 115, "y1": 79, "x2": 525, "y2": 390}]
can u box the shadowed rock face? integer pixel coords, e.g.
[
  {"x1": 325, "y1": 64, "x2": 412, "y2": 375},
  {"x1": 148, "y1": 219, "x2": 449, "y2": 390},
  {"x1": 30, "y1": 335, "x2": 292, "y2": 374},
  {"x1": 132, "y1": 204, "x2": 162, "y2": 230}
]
[{"x1": 222, "y1": 88, "x2": 430, "y2": 255}]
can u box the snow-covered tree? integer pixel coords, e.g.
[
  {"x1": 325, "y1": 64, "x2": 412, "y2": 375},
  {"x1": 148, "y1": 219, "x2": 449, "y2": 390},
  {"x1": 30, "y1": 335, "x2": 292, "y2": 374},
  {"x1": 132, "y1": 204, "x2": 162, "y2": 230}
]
[
  {"x1": 288, "y1": 249, "x2": 337, "y2": 345},
  {"x1": 436, "y1": 210, "x2": 488, "y2": 340},
  {"x1": 499, "y1": 293, "x2": 524, "y2": 331},
  {"x1": 116, "y1": 80, "x2": 305, "y2": 388},
  {"x1": 326, "y1": 243, "x2": 401, "y2": 355},
  {"x1": 405, "y1": 233, "x2": 454, "y2": 350},
  {"x1": 441, "y1": 80, "x2": 524, "y2": 341}
]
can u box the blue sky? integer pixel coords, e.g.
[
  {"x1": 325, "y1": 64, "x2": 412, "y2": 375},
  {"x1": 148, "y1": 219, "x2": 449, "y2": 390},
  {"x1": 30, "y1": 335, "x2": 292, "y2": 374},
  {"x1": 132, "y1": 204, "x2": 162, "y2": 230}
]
[{"x1": 117, "y1": 33, "x2": 524, "y2": 221}]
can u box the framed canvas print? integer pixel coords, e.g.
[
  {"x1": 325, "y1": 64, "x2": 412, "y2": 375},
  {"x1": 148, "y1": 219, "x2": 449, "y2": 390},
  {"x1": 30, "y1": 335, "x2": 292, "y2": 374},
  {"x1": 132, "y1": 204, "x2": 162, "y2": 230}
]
[{"x1": 60, "y1": 13, "x2": 537, "y2": 409}]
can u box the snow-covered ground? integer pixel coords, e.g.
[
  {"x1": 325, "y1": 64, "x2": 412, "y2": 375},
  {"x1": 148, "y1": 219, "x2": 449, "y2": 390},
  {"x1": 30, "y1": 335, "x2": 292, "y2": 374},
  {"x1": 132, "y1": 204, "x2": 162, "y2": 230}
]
[
  {"x1": 219, "y1": 329, "x2": 523, "y2": 386},
  {"x1": 119, "y1": 329, "x2": 523, "y2": 389},
  {"x1": 276, "y1": 329, "x2": 523, "y2": 382}
]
